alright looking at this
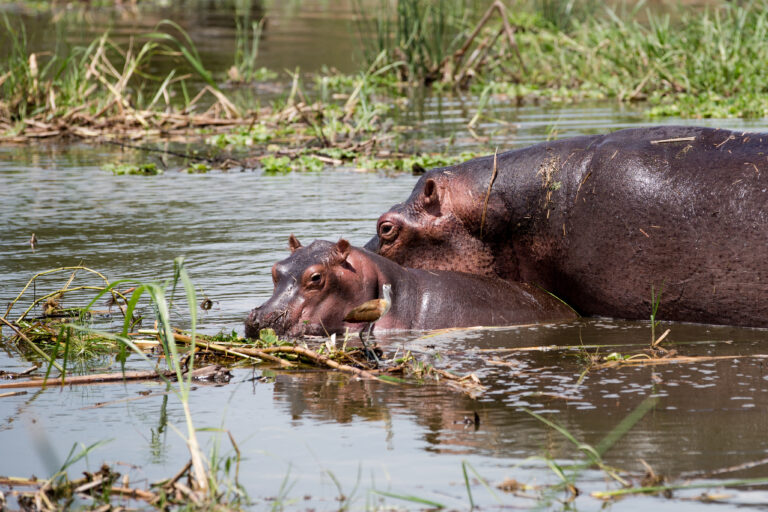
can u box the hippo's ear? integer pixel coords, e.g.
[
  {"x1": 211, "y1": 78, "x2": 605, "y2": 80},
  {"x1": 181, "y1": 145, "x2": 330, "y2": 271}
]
[
  {"x1": 288, "y1": 234, "x2": 302, "y2": 253},
  {"x1": 422, "y1": 178, "x2": 439, "y2": 207},
  {"x1": 331, "y1": 239, "x2": 351, "y2": 265}
]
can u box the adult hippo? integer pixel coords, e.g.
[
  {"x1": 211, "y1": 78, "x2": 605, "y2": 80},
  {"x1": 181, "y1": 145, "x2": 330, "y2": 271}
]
[
  {"x1": 245, "y1": 236, "x2": 576, "y2": 338},
  {"x1": 366, "y1": 125, "x2": 768, "y2": 327}
]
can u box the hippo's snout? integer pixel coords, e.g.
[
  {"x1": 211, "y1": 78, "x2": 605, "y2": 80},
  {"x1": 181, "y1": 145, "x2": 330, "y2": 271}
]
[
  {"x1": 245, "y1": 304, "x2": 296, "y2": 338},
  {"x1": 244, "y1": 307, "x2": 262, "y2": 339}
]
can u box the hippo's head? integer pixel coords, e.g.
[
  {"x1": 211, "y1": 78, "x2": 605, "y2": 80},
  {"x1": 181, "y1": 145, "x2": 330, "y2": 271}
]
[
  {"x1": 365, "y1": 170, "x2": 496, "y2": 275},
  {"x1": 245, "y1": 236, "x2": 380, "y2": 338}
]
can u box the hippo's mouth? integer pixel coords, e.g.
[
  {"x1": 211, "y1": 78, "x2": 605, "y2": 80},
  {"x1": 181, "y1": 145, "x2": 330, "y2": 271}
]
[
  {"x1": 246, "y1": 306, "x2": 343, "y2": 339},
  {"x1": 245, "y1": 307, "x2": 293, "y2": 338}
]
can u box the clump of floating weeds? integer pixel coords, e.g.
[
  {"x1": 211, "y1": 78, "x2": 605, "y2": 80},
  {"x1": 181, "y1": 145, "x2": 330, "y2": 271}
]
[
  {"x1": 0, "y1": 260, "x2": 249, "y2": 509},
  {"x1": 0, "y1": 265, "x2": 491, "y2": 390},
  {"x1": 0, "y1": 17, "x2": 245, "y2": 141},
  {"x1": 103, "y1": 162, "x2": 163, "y2": 175}
]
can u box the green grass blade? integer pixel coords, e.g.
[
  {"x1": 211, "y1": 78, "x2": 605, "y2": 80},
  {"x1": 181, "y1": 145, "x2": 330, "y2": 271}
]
[
  {"x1": 371, "y1": 489, "x2": 445, "y2": 508},
  {"x1": 463, "y1": 460, "x2": 501, "y2": 504},
  {"x1": 593, "y1": 476, "x2": 768, "y2": 499},
  {"x1": 462, "y1": 460, "x2": 474, "y2": 508},
  {"x1": 595, "y1": 396, "x2": 659, "y2": 456}
]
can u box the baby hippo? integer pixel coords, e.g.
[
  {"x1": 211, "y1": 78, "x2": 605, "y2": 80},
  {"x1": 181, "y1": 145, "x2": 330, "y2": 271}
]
[{"x1": 245, "y1": 236, "x2": 576, "y2": 338}]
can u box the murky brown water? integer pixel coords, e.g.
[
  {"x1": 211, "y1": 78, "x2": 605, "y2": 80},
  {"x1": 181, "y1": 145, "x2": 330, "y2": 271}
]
[{"x1": 3, "y1": 1, "x2": 768, "y2": 509}]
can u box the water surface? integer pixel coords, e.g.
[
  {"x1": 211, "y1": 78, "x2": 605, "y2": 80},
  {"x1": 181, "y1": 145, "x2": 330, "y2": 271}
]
[
  {"x1": 3, "y1": 1, "x2": 768, "y2": 508},
  {"x1": 4, "y1": 113, "x2": 768, "y2": 509}
]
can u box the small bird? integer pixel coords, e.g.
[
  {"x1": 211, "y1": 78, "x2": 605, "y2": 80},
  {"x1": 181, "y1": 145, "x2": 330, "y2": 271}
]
[
  {"x1": 344, "y1": 283, "x2": 392, "y2": 360},
  {"x1": 29, "y1": 233, "x2": 37, "y2": 252}
]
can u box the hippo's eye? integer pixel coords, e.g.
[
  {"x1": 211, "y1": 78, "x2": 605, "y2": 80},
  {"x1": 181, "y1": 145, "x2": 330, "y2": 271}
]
[
  {"x1": 303, "y1": 267, "x2": 325, "y2": 289},
  {"x1": 379, "y1": 221, "x2": 396, "y2": 240}
]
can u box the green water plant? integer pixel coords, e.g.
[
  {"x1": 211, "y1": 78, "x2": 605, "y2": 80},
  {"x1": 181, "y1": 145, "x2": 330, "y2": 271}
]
[
  {"x1": 229, "y1": 17, "x2": 276, "y2": 83},
  {"x1": 103, "y1": 162, "x2": 163, "y2": 175},
  {"x1": 0, "y1": 16, "x2": 239, "y2": 139},
  {"x1": 358, "y1": 0, "x2": 471, "y2": 83},
  {"x1": 77, "y1": 259, "x2": 210, "y2": 492},
  {"x1": 0, "y1": 260, "x2": 252, "y2": 507},
  {"x1": 650, "y1": 284, "x2": 662, "y2": 344},
  {"x1": 526, "y1": 396, "x2": 658, "y2": 504},
  {"x1": 358, "y1": 0, "x2": 768, "y2": 117}
]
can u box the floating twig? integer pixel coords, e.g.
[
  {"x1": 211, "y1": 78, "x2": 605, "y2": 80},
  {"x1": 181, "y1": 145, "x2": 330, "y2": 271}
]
[
  {"x1": 0, "y1": 476, "x2": 158, "y2": 504},
  {"x1": 0, "y1": 391, "x2": 28, "y2": 398},
  {"x1": 0, "y1": 365, "x2": 229, "y2": 390},
  {"x1": 171, "y1": 333, "x2": 295, "y2": 368},
  {"x1": 595, "y1": 354, "x2": 768, "y2": 369},
  {"x1": 252, "y1": 345, "x2": 382, "y2": 380},
  {"x1": 651, "y1": 328, "x2": 671, "y2": 348}
]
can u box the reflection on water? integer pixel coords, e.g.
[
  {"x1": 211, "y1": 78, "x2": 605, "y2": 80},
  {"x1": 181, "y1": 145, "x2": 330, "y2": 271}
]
[
  {"x1": 2, "y1": 319, "x2": 768, "y2": 508},
  {"x1": 4, "y1": 0, "x2": 366, "y2": 75}
]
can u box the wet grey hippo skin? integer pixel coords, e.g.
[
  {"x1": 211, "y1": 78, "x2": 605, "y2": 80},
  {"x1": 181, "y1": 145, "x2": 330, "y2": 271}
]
[
  {"x1": 366, "y1": 125, "x2": 768, "y2": 327},
  {"x1": 245, "y1": 236, "x2": 576, "y2": 338}
]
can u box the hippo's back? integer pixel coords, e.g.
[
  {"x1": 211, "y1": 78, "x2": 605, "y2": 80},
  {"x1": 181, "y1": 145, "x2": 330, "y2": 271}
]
[
  {"x1": 557, "y1": 126, "x2": 768, "y2": 325},
  {"x1": 404, "y1": 270, "x2": 577, "y2": 329}
]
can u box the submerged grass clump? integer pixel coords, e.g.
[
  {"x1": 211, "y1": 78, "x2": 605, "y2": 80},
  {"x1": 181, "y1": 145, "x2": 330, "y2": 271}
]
[{"x1": 0, "y1": 260, "x2": 246, "y2": 508}]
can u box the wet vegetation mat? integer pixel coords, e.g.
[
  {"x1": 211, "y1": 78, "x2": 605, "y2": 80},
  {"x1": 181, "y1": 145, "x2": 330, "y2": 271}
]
[
  {"x1": 0, "y1": 13, "x2": 475, "y2": 174},
  {"x1": 0, "y1": 264, "x2": 489, "y2": 393}
]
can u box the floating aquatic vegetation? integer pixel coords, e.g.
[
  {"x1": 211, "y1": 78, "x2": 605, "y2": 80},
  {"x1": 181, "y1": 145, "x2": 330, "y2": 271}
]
[{"x1": 103, "y1": 162, "x2": 163, "y2": 175}]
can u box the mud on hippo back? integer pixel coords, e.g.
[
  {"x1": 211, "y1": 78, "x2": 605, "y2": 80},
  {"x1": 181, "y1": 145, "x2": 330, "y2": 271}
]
[
  {"x1": 245, "y1": 236, "x2": 576, "y2": 338},
  {"x1": 366, "y1": 125, "x2": 768, "y2": 328}
]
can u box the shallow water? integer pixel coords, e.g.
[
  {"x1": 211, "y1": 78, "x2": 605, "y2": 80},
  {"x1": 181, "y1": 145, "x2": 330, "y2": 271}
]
[{"x1": 3, "y1": 1, "x2": 768, "y2": 509}]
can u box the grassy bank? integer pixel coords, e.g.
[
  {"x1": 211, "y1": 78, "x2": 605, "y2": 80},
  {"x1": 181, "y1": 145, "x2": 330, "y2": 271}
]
[{"x1": 362, "y1": 0, "x2": 768, "y2": 118}]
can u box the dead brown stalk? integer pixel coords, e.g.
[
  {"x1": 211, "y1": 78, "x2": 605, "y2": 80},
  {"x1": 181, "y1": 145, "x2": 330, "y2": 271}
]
[
  {"x1": 0, "y1": 365, "x2": 230, "y2": 390},
  {"x1": 438, "y1": 0, "x2": 526, "y2": 85}
]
